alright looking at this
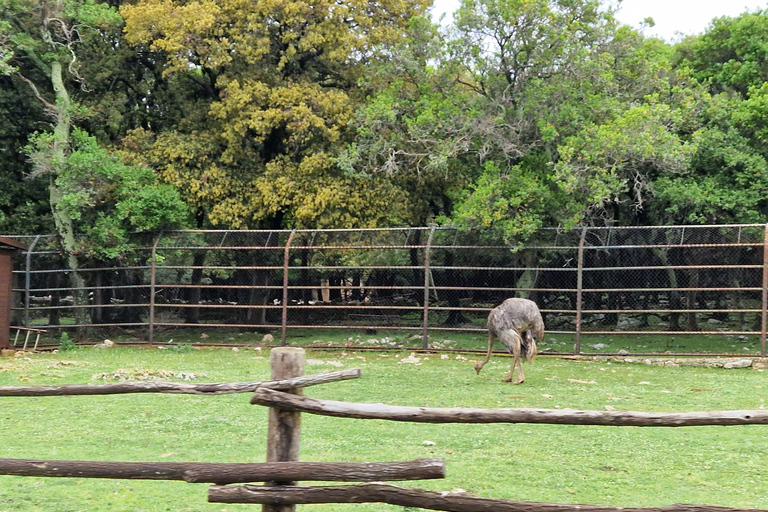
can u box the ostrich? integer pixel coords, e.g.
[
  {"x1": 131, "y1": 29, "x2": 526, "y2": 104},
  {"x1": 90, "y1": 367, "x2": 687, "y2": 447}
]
[{"x1": 474, "y1": 298, "x2": 544, "y2": 384}]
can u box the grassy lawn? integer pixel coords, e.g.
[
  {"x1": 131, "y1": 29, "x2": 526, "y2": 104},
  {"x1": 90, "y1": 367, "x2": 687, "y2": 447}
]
[
  {"x1": 0, "y1": 345, "x2": 765, "y2": 511},
  {"x1": 67, "y1": 324, "x2": 766, "y2": 356}
]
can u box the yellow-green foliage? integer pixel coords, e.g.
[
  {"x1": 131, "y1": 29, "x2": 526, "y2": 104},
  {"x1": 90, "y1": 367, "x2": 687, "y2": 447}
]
[{"x1": 120, "y1": 0, "x2": 427, "y2": 229}]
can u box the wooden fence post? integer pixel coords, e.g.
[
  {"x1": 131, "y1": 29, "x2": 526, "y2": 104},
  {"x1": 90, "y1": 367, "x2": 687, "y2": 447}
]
[{"x1": 264, "y1": 347, "x2": 305, "y2": 512}]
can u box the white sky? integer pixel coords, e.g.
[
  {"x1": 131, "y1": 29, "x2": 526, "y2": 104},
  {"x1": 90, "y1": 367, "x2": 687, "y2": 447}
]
[{"x1": 431, "y1": 0, "x2": 768, "y2": 42}]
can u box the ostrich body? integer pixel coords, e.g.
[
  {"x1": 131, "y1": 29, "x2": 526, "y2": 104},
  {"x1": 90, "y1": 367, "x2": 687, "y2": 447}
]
[{"x1": 475, "y1": 298, "x2": 544, "y2": 384}]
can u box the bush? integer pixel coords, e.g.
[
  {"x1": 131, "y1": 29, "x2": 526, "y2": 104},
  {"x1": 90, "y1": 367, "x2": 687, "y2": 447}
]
[{"x1": 59, "y1": 332, "x2": 76, "y2": 351}]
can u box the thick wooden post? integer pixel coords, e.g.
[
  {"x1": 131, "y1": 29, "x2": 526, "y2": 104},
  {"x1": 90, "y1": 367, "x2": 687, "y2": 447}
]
[{"x1": 264, "y1": 347, "x2": 305, "y2": 512}]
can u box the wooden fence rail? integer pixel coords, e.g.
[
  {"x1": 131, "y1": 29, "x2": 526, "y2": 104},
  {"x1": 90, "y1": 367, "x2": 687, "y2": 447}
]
[
  {"x1": 208, "y1": 483, "x2": 765, "y2": 512},
  {"x1": 0, "y1": 458, "x2": 444, "y2": 485},
  {"x1": 250, "y1": 387, "x2": 768, "y2": 427},
  {"x1": 0, "y1": 368, "x2": 360, "y2": 396}
]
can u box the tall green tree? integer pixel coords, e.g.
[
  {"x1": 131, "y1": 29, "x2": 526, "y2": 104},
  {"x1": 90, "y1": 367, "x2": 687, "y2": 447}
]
[
  {"x1": 1, "y1": 0, "x2": 124, "y2": 325},
  {"x1": 344, "y1": 0, "x2": 625, "y2": 240},
  {"x1": 656, "y1": 9, "x2": 768, "y2": 225},
  {"x1": 1, "y1": 0, "x2": 191, "y2": 329},
  {"x1": 675, "y1": 8, "x2": 768, "y2": 98},
  {"x1": 0, "y1": 74, "x2": 50, "y2": 234},
  {"x1": 120, "y1": 0, "x2": 428, "y2": 229},
  {"x1": 338, "y1": 15, "x2": 475, "y2": 225}
]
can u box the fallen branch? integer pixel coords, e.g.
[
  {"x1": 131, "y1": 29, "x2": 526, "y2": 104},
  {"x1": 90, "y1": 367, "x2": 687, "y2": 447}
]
[
  {"x1": 250, "y1": 388, "x2": 768, "y2": 427},
  {"x1": 0, "y1": 368, "x2": 360, "y2": 396},
  {"x1": 208, "y1": 482, "x2": 765, "y2": 512},
  {"x1": 0, "y1": 457, "x2": 443, "y2": 484}
]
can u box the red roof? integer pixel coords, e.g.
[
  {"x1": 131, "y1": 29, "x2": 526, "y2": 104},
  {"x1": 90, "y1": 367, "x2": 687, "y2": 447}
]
[{"x1": 0, "y1": 237, "x2": 29, "y2": 251}]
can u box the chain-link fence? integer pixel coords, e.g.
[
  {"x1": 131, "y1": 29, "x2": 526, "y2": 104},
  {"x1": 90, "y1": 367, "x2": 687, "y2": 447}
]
[{"x1": 7, "y1": 225, "x2": 768, "y2": 356}]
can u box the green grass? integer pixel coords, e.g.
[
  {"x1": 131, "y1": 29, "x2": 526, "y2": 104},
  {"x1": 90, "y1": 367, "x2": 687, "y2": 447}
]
[
  {"x1": 43, "y1": 325, "x2": 763, "y2": 356},
  {"x1": 0, "y1": 346, "x2": 765, "y2": 511},
  {"x1": 25, "y1": 312, "x2": 767, "y2": 356}
]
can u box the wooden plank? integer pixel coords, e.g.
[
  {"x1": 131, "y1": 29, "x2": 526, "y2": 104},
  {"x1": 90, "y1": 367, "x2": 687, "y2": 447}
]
[
  {"x1": 0, "y1": 458, "x2": 444, "y2": 484},
  {"x1": 250, "y1": 388, "x2": 768, "y2": 427},
  {"x1": 0, "y1": 368, "x2": 360, "y2": 396},
  {"x1": 208, "y1": 483, "x2": 766, "y2": 512}
]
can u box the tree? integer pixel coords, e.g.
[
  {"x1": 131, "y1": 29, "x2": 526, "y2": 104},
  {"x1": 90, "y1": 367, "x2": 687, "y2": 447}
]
[
  {"x1": 120, "y1": 0, "x2": 428, "y2": 229},
  {"x1": 1, "y1": 0, "x2": 190, "y2": 330},
  {"x1": 674, "y1": 8, "x2": 768, "y2": 98},
  {"x1": 1, "y1": 0, "x2": 123, "y2": 326},
  {"x1": 338, "y1": 15, "x2": 477, "y2": 225},
  {"x1": 0, "y1": 75, "x2": 51, "y2": 234},
  {"x1": 344, "y1": 0, "x2": 627, "y2": 239}
]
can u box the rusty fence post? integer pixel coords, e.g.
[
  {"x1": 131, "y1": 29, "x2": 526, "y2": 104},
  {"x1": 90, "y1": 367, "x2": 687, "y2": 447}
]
[
  {"x1": 23, "y1": 235, "x2": 40, "y2": 329},
  {"x1": 281, "y1": 231, "x2": 296, "y2": 346},
  {"x1": 148, "y1": 231, "x2": 162, "y2": 344},
  {"x1": 264, "y1": 347, "x2": 305, "y2": 512},
  {"x1": 761, "y1": 224, "x2": 768, "y2": 358},
  {"x1": 422, "y1": 227, "x2": 436, "y2": 350},
  {"x1": 574, "y1": 227, "x2": 587, "y2": 355}
]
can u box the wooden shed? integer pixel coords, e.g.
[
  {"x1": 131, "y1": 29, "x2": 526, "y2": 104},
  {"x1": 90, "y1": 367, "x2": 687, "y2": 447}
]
[{"x1": 0, "y1": 237, "x2": 28, "y2": 350}]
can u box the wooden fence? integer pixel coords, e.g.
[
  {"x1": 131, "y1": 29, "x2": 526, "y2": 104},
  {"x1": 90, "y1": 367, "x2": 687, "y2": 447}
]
[{"x1": 0, "y1": 347, "x2": 765, "y2": 511}]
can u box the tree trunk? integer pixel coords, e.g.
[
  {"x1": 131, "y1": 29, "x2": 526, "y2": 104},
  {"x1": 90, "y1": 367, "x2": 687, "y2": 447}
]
[
  {"x1": 185, "y1": 251, "x2": 206, "y2": 323},
  {"x1": 515, "y1": 250, "x2": 539, "y2": 300},
  {"x1": 48, "y1": 61, "x2": 90, "y2": 335},
  {"x1": 442, "y1": 251, "x2": 467, "y2": 326},
  {"x1": 653, "y1": 248, "x2": 683, "y2": 331}
]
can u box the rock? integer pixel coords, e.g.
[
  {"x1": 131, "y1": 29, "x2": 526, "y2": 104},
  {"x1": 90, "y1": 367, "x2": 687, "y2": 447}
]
[
  {"x1": 616, "y1": 316, "x2": 641, "y2": 330},
  {"x1": 94, "y1": 339, "x2": 115, "y2": 349},
  {"x1": 618, "y1": 349, "x2": 629, "y2": 356},
  {"x1": 262, "y1": 334, "x2": 274, "y2": 343},
  {"x1": 200, "y1": 333, "x2": 209, "y2": 339},
  {"x1": 723, "y1": 359, "x2": 753, "y2": 369}
]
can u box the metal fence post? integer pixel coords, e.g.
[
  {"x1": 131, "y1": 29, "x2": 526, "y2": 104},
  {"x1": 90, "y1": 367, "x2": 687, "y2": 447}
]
[
  {"x1": 761, "y1": 224, "x2": 768, "y2": 358},
  {"x1": 148, "y1": 232, "x2": 162, "y2": 344},
  {"x1": 23, "y1": 235, "x2": 40, "y2": 328},
  {"x1": 422, "y1": 227, "x2": 436, "y2": 350},
  {"x1": 281, "y1": 231, "x2": 296, "y2": 346},
  {"x1": 575, "y1": 227, "x2": 587, "y2": 354}
]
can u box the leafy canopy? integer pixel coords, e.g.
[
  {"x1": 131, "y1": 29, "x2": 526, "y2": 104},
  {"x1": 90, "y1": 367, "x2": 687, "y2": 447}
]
[{"x1": 120, "y1": 0, "x2": 428, "y2": 229}]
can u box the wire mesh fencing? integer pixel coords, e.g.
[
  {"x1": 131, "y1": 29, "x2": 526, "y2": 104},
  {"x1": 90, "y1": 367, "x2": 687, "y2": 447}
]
[{"x1": 7, "y1": 225, "x2": 768, "y2": 356}]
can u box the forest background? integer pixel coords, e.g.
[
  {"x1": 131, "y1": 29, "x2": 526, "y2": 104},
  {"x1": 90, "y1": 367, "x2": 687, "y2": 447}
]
[{"x1": 2, "y1": 0, "x2": 768, "y2": 267}]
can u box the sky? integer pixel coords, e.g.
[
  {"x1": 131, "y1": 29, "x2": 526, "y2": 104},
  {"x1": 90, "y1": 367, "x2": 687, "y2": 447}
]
[{"x1": 431, "y1": 0, "x2": 768, "y2": 42}]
